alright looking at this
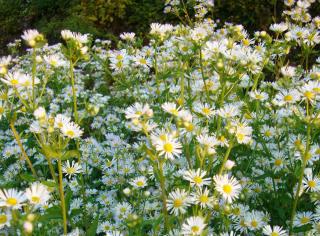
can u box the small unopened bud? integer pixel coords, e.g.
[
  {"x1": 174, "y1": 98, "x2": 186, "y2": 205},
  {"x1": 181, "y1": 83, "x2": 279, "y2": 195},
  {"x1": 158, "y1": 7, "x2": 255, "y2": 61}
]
[
  {"x1": 34, "y1": 107, "x2": 46, "y2": 119},
  {"x1": 24, "y1": 221, "x2": 33, "y2": 234},
  {"x1": 144, "y1": 191, "x2": 150, "y2": 197},
  {"x1": 36, "y1": 56, "x2": 42, "y2": 63},
  {"x1": 27, "y1": 214, "x2": 36, "y2": 222},
  {"x1": 225, "y1": 160, "x2": 235, "y2": 170},
  {"x1": 47, "y1": 126, "x2": 54, "y2": 133},
  {"x1": 304, "y1": 168, "x2": 313, "y2": 176},
  {"x1": 123, "y1": 188, "x2": 131, "y2": 196},
  {"x1": 217, "y1": 61, "x2": 224, "y2": 69}
]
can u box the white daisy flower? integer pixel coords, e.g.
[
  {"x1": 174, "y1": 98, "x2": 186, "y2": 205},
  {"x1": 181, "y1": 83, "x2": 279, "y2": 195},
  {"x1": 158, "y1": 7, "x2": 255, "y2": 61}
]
[
  {"x1": 181, "y1": 216, "x2": 206, "y2": 236},
  {"x1": 213, "y1": 174, "x2": 241, "y2": 203},
  {"x1": 183, "y1": 169, "x2": 211, "y2": 188},
  {"x1": 62, "y1": 160, "x2": 83, "y2": 177},
  {"x1": 0, "y1": 189, "x2": 26, "y2": 209},
  {"x1": 167, "y1": 189, "x2": 191, "y2": 215},
  {"x1": 25, "y1": 182, "x2": 51, "y2": 206}
]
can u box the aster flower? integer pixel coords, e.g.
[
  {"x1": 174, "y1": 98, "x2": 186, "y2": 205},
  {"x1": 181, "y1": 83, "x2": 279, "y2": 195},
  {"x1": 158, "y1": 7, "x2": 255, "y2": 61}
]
[
  {"x1": 155, "y1": 135, "x2": 182, "y2": 160},
  {"x1": 181, "y1": 216, "x2": 207, "y2": 236},
  {"x1": 213, "y1": 174, "x2": 241, "y2": 203},
  {"x1": 62, "y1": 160, "x2": 83, "y2": 178},
  {"x1": 167, "y1": 189, "x2": 191, "y2": 215},
  {"x1": 0, "y1": 189, "x2": 26, "y2": 209},
  {"x1": 25, "y1": 183, "x2": 51, "y2": 206},
  {"x1": 61, "y1": 121, "x2": 83, "y2": 139},
  {"x1": 262, "y1": 225, "x2": 287, "y2": 236},
  {"x1": 183, "y1": 169, "x2": 211, "y2": 188},
  {"x1": 0, "y1": 211, "x2": 11, "y2": 229},
  {"x1": 130, "y1": 176, "x2": 148, "y2": 188}
]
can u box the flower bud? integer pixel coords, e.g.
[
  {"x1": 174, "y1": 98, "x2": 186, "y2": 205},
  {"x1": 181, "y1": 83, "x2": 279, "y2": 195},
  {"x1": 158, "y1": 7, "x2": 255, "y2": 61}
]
[
  {"x1": 33, "y1": 107, "x2": 46, "y2": 119},
  {"x1": 24, "y1": 221, "x2": 33, "y2": 234},
  {"x1": 225, "y1": 160, "x2": 235, "y2": 170},
  {"x1": 123, "y1": 188, "x2": 131, "y2": 196}
]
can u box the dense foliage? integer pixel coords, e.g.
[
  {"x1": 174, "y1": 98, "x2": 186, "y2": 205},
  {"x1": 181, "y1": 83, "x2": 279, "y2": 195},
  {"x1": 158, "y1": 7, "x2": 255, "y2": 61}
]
[
  {"x1": 0, "y1": 0, "x2": 320, "y2": 235},
  {"x1": 2, "y1": 0, "x2": 319, "y2": 55}
]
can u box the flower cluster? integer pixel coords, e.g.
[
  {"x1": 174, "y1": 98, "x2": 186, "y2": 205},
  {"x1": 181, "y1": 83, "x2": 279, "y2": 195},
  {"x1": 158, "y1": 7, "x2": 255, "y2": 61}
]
[{"x1": 0, "y1": 0, "x2": 319, "y2": 235}]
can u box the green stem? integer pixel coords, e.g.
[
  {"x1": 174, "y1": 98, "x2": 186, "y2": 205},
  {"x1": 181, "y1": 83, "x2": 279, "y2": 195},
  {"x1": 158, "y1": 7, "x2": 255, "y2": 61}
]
[
  {"x1": 58, "y1": 158, "x2": 67, "y2": 234},
  {"x1": 289, "y1": 102, "x2": 311, "y2": 235},
  {"x1": 10, "y1": 120, "x2": 37, "y2": 177},
  {"x1": 218, "y1": 143, "x2": 233, "y2": 175},
  {"x1": 32, "y1": 49, "x2": 37, "y2": 110},
  {"x1": 158, "y1": 160, "x2": 169, "y2": 232},
  {"x1": 199, "y1": 46, "x2": 210, "y2": 104},
  {"x1": 70, "y1": 61, "x2": 78, "y2": 123}
]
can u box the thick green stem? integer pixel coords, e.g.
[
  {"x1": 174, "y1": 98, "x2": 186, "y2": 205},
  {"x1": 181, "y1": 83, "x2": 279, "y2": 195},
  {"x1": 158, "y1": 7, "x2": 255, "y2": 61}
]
[
  {"x1": 218, "y1": 143, "x2": 233, "y2": 175},
  {"x1": 199, "y1": 46, "x2": 211, "y2": 104},
  {"x1": 158, "y1": 160, "x2": 169, "y2": 232},
  {"x1": 58, "y1": 158, "x2": 67, "y2": 234},
  {"x1": 10, "y1": 121, "x2": 37, "y2": 177},
  {"x1": 70, "y1": 61, "x2": 78, "y2": 123},
  {"x1": 289, "y1": 102, "x2": 311, "y2": 235},
  {"x1": 32, "y1": 49, "x2": 37, "y2": 110}
]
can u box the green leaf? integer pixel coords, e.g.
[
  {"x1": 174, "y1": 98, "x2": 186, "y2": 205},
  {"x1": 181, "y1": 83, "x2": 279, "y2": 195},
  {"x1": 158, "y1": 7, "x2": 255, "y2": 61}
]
[
  {"x1": 86, "y1": 214, "x2": 99, "y2": 236},
  {"x1": 41, "y1": 145, "x2": 62, "y2": 159},
  {"x1": 41, "y1": 180, "x2": 58, "y2": 188},
  {"x1": 20, "y1": 173, "x2": 37, "y2": 182},
  {"x1": 39, "y1": 205, "x2": 62, "y2": 222},
  {"x1": 61, "y1": 150, "x2": 80, "y2": 160}
]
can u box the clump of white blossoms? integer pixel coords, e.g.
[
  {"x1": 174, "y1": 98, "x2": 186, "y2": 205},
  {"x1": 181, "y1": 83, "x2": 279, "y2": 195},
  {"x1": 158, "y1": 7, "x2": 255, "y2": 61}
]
[{"x1": 0, "y1": 0, "x2": 319, "y2": 235}]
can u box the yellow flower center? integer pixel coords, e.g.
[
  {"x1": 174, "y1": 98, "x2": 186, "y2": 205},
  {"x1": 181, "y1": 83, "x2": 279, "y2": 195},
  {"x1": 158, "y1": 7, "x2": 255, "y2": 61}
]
[
  {"x1": 294, "y1": 139, "x2": 302, "y2": 147},
  {"x1": 31, "y1": 196, "x2": 41, "y2": 203},
  {"x1": 159, "y1": 134, "x2": 167, "y2": 141},
  {"x1": 199, "y1": 195, "x2": 208, "y2": 203},
  {"x1": 202, "y1": 107, "x2": 211, "y2": 115},
  {"x1": 0, "y1": 107, "x2": 4, "y2": 114},
  {"x1": 284, "y1": 95, "x2": 293, "y2": 102},
  {"x1": 193, "y1": 176, "x2": 203, "y2": 185},
  {"x1": 274, "y1": 159, "x2": 282, "y2": 166},
  {"x1": 136, "y1": 181, "x2": 144, "y2": 187},
  {"x1": 271, "y1": 232, "x2": 279, "y2": 236},
  {"x1": 66, "y1": 130, "x2": 75, "y2": 137},
  {"x1": 169, "y1": 108, "x2": 178, "y2": 116},
  {"x1": 67, "y1": 167, "x2": 76, "y2": 174},
  {"x1": 163, "y1": 143, "x2": 174, "y2": 153},
  {"x1": 308, "y1": 180, "x2": 316, "y2": 188},
  {"x1": 251, "y1": 220, "x2": 258, "y2": 228},
  {"x1": 304, "y1": 91, "x2": 314, "y2": 100},
  {"x1": 139, "y1": 58, "x2": 147, "y2": 65},
  {"x1": 222, "y1": 184, "x2": 233, "y2": 194},
  {"x1": 265, "y1": 130, "x2": 272, "y2": 137},
  {"x1": 191, "y1": 226, "x2": 200, "y2": 233},
  {"x1": 305, "y1": 152, "x2": 312, "y2": 161},
  {"x1": 116, "y1": 54, "x2": 123, "y2": 60},
  {"x1": 237, "y1": 133, "x2": 245, "y2": 141},
  {"x1": 300, "y1": 216, "x2": 310, "y2": 224},
  {"x1": 219, "y1": 136, "x2": 226, "y2": 142},
  {"x1": 10, "y1": 79, "x2": 19, "y2": 86},
  {"x1": 255, "y1": 94, "x2": 263, "y2": 100},
  {"x1": 6, "y1": 197, "x2": 17, "y2": 206},
  {"x1": 0, "y1": 215, "x2": 7, "y2": 224},
  {"x1": 185, "y1": 123, "x2": 194, "y2": 132},
  {"x1": 173, "y1": 199, "x2": 183, "y2": 208}
]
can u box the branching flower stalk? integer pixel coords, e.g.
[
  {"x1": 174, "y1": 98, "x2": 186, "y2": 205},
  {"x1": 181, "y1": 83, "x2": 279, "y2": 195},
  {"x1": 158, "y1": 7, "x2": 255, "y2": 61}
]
[
  {"x1": 57, "y1": 158, "x2": 67, "y2": 234},
  {"x1": 31, "y1": 48, "x2": 37, "y2": 110},
  {"x1": 9, "y1": 118, "x2": 37, "y2": 177},
  {"x1": 289, "y1": 101, "x2": 312, "y2": 235}
]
